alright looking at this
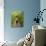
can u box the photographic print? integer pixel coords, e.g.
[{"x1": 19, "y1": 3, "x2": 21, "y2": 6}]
[{"x1": 11, "y1": 10, "x2": 24, "y2": 27}]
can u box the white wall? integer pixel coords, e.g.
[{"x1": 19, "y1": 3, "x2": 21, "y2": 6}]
[
  {"x1": 40, "y1": 0, "x2": 46, "y2": 27},
  {"x1": 0, "y1": 0, "x2": 4, "y2": 42},
  {"x1": 40, "y1": 0, "x2": 46, "y2": 45}
]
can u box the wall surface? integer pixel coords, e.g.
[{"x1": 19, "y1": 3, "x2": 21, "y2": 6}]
[
  {"x1": 0, "y1": 0, "x2": 4, "y2": 42},
  {"x1": 40, "y1": 0, "x2": 46, "y2": 45},
  {"x1": 40, "y1": 0, "x2": 46, "y2": 27},
  {"x1": 4, "y1": 0, "x2": 40, "y2": 42}
]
